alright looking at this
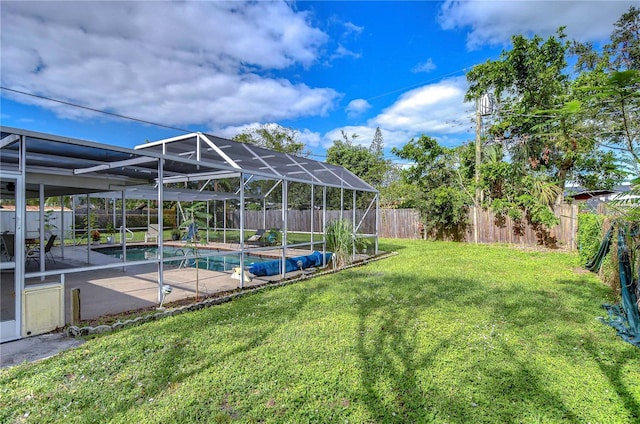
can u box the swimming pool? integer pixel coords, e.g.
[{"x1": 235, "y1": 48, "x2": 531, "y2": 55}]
[{"x1": 94, "y1": 245, "x2": 270, "y2": 272}]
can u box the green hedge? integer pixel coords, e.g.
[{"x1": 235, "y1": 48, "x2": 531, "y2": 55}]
[{"x1": 577, "y1": 213, "x2": 602, "y2": 265}]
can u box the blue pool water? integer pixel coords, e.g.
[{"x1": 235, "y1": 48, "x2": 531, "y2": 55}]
[{"x1": 95, "y1": 246, "x2": 269, "y2": 272}]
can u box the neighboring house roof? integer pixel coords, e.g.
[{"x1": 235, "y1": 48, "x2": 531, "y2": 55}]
[
  {"x1": 566, "y1": 183, "x2": 632, "y2": 202},
  {"x1": 570, "y1": 190, "x2": 617, "y2": 201}
]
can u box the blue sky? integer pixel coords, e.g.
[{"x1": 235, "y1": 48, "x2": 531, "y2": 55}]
[{"x1": 1, "y1": 1, "x2": 636, "y2": 162}]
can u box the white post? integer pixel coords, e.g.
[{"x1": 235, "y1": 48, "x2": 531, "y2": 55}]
[
  {"x1": 310, "y1": 184, "x2": 314, "y2": 252},
  {"x1": 281, "y1": 179, "x2": 288, "y2": 278},
  {"x1": 239, "y1": 173, "x2": 245, "y2": 288},
  {"x1": 86, "y1": 193, "x2": 90, "y2": 264},
  {"x1": 36, "y1": 184, "x2": 45, "y2": 278},
  {"x1": 59, "y1": 196, "x2": 65, "y2": 259},
  {"x1": 157, "y1": 159, "x2": 164, "y2": 304}
]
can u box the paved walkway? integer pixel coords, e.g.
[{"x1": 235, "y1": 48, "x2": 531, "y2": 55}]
[{"x1": 1, "y1": 333, "x2": 85, "y2": 369}]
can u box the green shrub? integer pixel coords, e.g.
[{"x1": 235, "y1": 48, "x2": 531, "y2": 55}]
[{"x1": 577, "y1": 213, "x2": 602, "y2": 264}]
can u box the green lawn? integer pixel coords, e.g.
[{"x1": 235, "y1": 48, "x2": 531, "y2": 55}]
[{"x1": 2, "y1": 240, "x2": 639, "y2": 423}]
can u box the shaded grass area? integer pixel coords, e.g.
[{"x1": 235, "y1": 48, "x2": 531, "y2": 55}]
[{"x1": 1, "y1": 240, "x2": 639, "y2": 423}]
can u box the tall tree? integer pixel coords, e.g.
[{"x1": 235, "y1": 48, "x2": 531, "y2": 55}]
[
  {"x1": 607, "y1": 6, "x2": 640, "y2": 71},
  {"x1": 392, "y1": 135, "x2": 473, "y2": 240},
  {"x1": 570, "y1": 7, "x2": 640, "y2": 175},
  {"x1": 370, "y1": 127, "x2": 384, "y2": 156},
  {"x1": 233, "y1": 124, "x2": 306, "y2": 156},
  {"x1": 466, "y1": 29, "x2": 625, "y2": 207},
  {"x1": 326, "y1": 131, "x2": 392, "y2": 189}
]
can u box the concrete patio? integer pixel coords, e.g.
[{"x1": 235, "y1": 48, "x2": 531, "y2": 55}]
[{"x1": 14, "y1": 243, "x2": 320, "y2": 324}]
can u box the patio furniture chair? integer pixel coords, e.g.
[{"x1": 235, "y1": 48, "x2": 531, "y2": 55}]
[
  {"x1": 145, "y1": 224, "x2": 159, "y2": 243},
  {"x1": 0, "y1": 233, "x2": 15, "y2": 261},
  {"x1": 182, "y1": 223, "x2": 198, "y2": 242},
  {"x1": 245, "y1": 229, "x2": 266, "y2": 245},
  {"x1": 26, "y1": 234, "x2": 57, "y2": 265}
]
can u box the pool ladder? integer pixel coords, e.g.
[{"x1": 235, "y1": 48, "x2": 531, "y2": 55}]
[{"x1": 118, "y1": 226, "x2": 134, "y2": 242}]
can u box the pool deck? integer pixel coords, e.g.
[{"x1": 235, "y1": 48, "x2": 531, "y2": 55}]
[{"x1": 21, "y1": 241, "x2": 325, "y2": 323}]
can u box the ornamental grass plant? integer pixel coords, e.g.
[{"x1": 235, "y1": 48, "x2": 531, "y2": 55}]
[
  {"x1": 325, "y1": 218, "x2": 356, "y2": 268},
  {"x1": 1, "y1": 240, "x2": 638, "y2": 423}
]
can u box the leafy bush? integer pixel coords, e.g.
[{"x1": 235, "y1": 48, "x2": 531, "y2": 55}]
[{"x1": 577, "y1": 213, "x2": 602, "y2": 264}]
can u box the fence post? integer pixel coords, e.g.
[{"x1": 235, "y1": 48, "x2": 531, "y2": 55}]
[{"x1": 71, "y1": 288, "x2": 81, "y2": 326}]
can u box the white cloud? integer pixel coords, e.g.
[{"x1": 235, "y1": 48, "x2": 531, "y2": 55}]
[
  {"x1": 412, "y1": 58, "x2": 437, "y2": 73},
  {"x1": 297, "y1": 128, "x2": 323, "y2": 148},
  {"x1": 331, "y1": 44, "x2": 361, "y2": 60},
  {"x1": 345, "y1": 99, "x2": 371, "y2": 118},
  {"x1": 438, "y1": 0, "x2": 637, "y2": 49},
  {"x1": 372, "y1": 76, "x2": 473, "y2": 137},
  {"x1": 318, "y1": 78, "x2": 474, "y2": 151},
  {"x1": 343, "y1": 21, "x2": 364, "y2": 36},
  {"x1": 0, "y1": 1, "x2": 337, "y2": 127}
]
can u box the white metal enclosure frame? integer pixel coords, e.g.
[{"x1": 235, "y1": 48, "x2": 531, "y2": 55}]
[{"x1": 0, "y1": 126, "x2": 379, "y2": 340}]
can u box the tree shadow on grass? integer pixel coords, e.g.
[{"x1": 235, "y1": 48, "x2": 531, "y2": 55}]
[
  {"x1": 377, "y1": 239, "x2": 410, "y2": 252},
  {"x1": 345, "y1": 268, "x2": 638, "y2": 422},
  {"x1": 2, "y1": 283, "x2": 314, "y2": 423}
]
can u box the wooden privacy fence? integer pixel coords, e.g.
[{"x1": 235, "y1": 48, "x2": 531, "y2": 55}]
[
  {"x1": 235, "y1": 210, "x2": 377, "y2": 234},
  {"x1": 380, "y1": 206, "x2": 578, "y2": 250},
  {"x1": 237, "y1": 205, "x2": 578, "y2": 250},
  {"x1": 467, "y1": 205, "x2": 578, "y2": 250}
]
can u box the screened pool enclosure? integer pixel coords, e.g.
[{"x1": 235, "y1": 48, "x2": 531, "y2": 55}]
[{"x1": 0, "y1": 127, "x2": 379, "y2": 341}]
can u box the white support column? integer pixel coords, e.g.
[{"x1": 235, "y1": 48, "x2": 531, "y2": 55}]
[
  {"x1": 223, "y1": 200, "x2": 227, "y2": 244},
  {"x1": 157, "y1": 159, "x2": 164, "y2": 304},
  {"x1": 121, "y1": 191, "x2": 127, "y2": 268},
  {"x1": 86, "y1": 193, "x2": 90, "y2": 264},
  {"x1": 375, "y1": 193, "x2": 380, "y2": 255},
  {"x1": 213, "y1": 200, "x2": 217, "y2": 232},
  {"x1": 239, "y1": 173, "x2": 245, "y2": 288},
  {"x1": 206, "y1": 200, "x2": 210, "y2": 243},
  {"x1": 15, "y1": 135, "x2": 26, "y2": 339},
  {"x1": 71, "y1": 195, "x2": 76, "y2": 246},
  {"x1": 310, "y1": 184, "x2": 314, "y2": 252},
  {"x1": 59, "y1": 196, "x2": 65, "y2": 259},
  {"x1": 262, "y1": 198, "x2": 266, "y2": 230},
  {"x1": 112, "y1": 197, "x2": 117, "y2": 240},
  {"x1": 281, "y1": 179, "x2": 288, "y2": 278},
  {"x1": 352, "y1": 190, "x2": 356, "y2": 259},
  {"x1": 322, "y1": 185, "x2": 327, "y2": 267},
  {"x1": 39, "y1": 184, "x2": 45, "y2": 277}
]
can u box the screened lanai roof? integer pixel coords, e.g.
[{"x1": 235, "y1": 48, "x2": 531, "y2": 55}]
[
  {"x1": 0, "y1": 126, "x2": 229, "y2": 199},
  {"x1": 1, "y1": 127, "x2": 376, "y2": 199},
  {"x1": 137, "y1": 132, "x2": 377, "y2": 192}
]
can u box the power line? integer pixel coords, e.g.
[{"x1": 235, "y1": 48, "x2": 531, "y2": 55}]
[
  {"x1": 362, "y1": 66, "x2": 472, "y2": 102},
  {"x1": 1, "y1": 86, "x2": 193, "y2": 134}
]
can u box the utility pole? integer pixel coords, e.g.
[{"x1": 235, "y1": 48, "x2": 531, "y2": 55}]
[
  {"x1": 474, "y1": 98, "x2": 482, "y2": 244},
  {"x1": 474, "y1": 93, "x2": 493, "y2": 244}
]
